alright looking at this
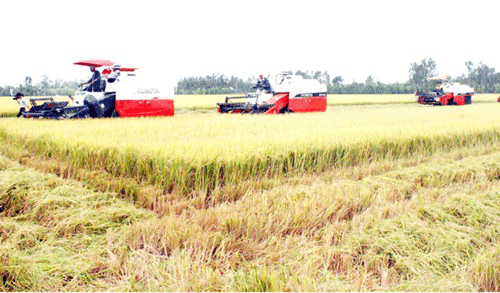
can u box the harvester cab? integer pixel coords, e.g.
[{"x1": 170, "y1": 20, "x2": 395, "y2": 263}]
[
  {"x1": 72, "y1": 60, "x2": 174, "y2": 117},
  {"x1": 217, "y1": 72, "x2": 327, "y2": 114},
  {"x1": 24, "y1": 60, "x2": 174, "y2": 119},
  {"x1": 416, "y1": 75, "x2": 474, "y2": 106}
]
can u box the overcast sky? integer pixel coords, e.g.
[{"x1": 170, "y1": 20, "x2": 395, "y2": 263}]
[{"x1": 1, "y1": 0, "x2": 498, "y2": 87}]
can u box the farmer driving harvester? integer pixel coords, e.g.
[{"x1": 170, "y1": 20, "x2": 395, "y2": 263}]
[
  {"x1": 251, "y1": 74, "x2": 273, "y2": 104},
  {"x1": 430, "y1": 75, "x2": 448, "y2": 96},
  {"x1": 80, "y1": 66, "x2": 102, "y2": 92},
  {"x1": 252, "y1": 74, "x2": 272, "y2": 93},
  {"x1": 217, "y1": 71, "x2": 328, "y2": 114}
]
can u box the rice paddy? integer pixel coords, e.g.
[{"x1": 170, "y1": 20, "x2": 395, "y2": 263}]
[{"x1": 1, "y1": 94, "x2": 500, "y2": 291}]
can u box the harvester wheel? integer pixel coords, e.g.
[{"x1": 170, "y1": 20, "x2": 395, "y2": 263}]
[
  {"x1": 279, "y1": 104, "x2": 290, "y2": 114},
  {"x1": 84, "y1": 95, "x2": 103, "y2": 118},
  {"x1": 465, "y1": 96, "x2": 472, "y2": 104}
]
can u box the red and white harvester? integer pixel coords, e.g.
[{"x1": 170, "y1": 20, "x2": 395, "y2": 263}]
[
  {"x1": 415, "y1": 75, "x2": 474, "y2": 106},
  {"x1": 24, "y1": 60, "x2": 174, "y2": 119},
  {"x1": 217, "y1": 72, "x2": 327, "y2": 114}
]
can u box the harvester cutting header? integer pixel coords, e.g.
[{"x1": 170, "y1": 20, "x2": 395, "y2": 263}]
[
  {"x1": 23, "y1": 60, "x2": 174, "y2": 119},
  {"x1": 217, "y1": 72, "x2": 327, "y2": 114}
]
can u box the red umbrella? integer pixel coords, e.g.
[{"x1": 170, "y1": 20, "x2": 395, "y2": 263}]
[{"x1": 73, "y1": 60, "x2": 114, "y2": 67}]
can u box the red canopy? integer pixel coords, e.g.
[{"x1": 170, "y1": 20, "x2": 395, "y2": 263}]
[
  {"x1": 119, "y1": 68, "x2": 139, "y2": 72},
  {"x1": 73, "y1": 60, "x2": 114, "y2": 67}
]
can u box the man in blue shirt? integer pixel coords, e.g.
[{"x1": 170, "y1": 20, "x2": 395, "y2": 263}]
[
  {"x1": 80, "y1": 66, "x2": 101, "y2": 92},
  {"x1": 252, "y1": 74, "x2": 272, "y2": 93}
]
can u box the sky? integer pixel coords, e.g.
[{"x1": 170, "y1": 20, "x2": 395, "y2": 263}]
[{"x1": 1, "y1": 0, "x2": 499, "y2": 88}]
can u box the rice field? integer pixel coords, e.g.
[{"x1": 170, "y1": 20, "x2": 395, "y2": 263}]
[{"x1": 1, "y1": 94, "x2": 500, "y2": 291}]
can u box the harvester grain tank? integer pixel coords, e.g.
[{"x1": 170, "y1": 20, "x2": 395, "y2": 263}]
[
  {"x1": 217, "y1": 72, "x2": 327, "y2": 114},
  {"x1": 415, "y1": 75, "x2": 474, "y2": 106},
  {"x1": 24, "y1": 60, "x2": 174, "y2": 119}
]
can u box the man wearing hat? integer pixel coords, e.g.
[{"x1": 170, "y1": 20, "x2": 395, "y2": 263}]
[{"x1": 13, "y1": 92, "x2": 28, "y2": 118}]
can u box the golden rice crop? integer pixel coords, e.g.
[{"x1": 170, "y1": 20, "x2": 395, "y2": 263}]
[
  {"x1": 0, "y1": 95, "x2": 499, "y2": 204},
  {"x1": 3, "y1": 145, "x2": 500, "y2": 291},
  {"x1": 1, "y1": 93, "x2": 497, "y2": 114},
  {"x1": 175, "y1": 94, "x2": 225, "y2": 111},
  {"x1": 330, "y1": 93, "x2": 497, "y2": 105},
  {"x1": 2, "y1": 94, "x2": 500, "y2": 291},
  {"x1": 0, "y1": 97, "x2": 19, "y2": 117}
]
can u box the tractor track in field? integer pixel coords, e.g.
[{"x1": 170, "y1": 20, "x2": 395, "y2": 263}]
[
  {"x1": 217, "y1": 144, "x2": 500, "y2": 234},
  {"x1": 2, "y1": 138, "x2": 500, "y2": 291}
]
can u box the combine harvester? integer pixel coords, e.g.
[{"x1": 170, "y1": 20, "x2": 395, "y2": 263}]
[
  {"x1": 24, "y1": 60, "x2": 174, "y2": 119},
  {"x1": 415, "y1": 75, "x2": 474, "y2": 106},
  {"x1": 217, "y1": 72, "x2": 327, "y2": 114}
]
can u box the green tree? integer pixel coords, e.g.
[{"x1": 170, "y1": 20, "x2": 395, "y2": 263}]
[
  {"x1": 460, "y1": 61, "x2": 498, "y2": 93},
  {"x1": 409, "y1": 58, "x2": 437, "y2": 89},
  {"x1": 175, "y1": 74, "x2": 254, "y2": 94},
  {"x1": 365, "y1": 75, "x2": 375, "y2": 94},
  {"x1": 18, "y1": 76, "x2": 38, "y2": 96},
  {"x1": 294, "y1": 70, "x2": 311, "y2": 79},
  {"x1": 331, "y1": 76, "x2": 343, "y2": 85}
]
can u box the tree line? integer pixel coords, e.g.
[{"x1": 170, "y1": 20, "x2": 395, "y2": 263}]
[
  {"x1": 176, "y1": 59, "x2": 500, "y2": 94},
  {"x1": 408, "y1": 59, "x2": 500, "y2": 93},
  {"x1": 0, "y1": 75, "x2": 79, "y2": 97},
  {"x1": 2, "y1": 59, "x2": 500, "y2": 96}
]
